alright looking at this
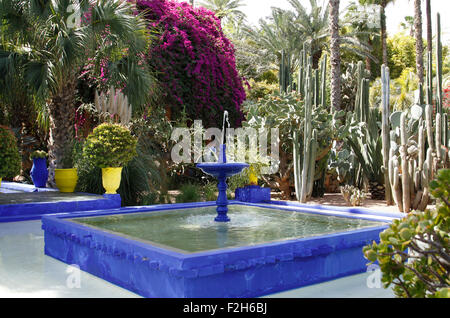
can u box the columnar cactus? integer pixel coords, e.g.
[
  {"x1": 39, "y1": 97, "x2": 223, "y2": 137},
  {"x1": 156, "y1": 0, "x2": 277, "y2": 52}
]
[
  {"x1": 292, "y1": 50, "x2": 327, "y2": 202},
  {"x1": 381, "y1": 65, "x2": 393, "y2": 205},
  {"x1": 279, "y1": 50, "x2": 292, "y2": 93},
  {"x1": 387, "y1": 107, "x2": 440, "y2": 213},
  {"x1": 385, "y1": 13, "x2": 449, "y2": 213},
  {"x1": 293, "y1": 75, "x2": 318, "y2": 202}
]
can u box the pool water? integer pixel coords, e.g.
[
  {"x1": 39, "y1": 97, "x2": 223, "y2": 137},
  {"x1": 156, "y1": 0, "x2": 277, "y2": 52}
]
[{"x1": 73, "y1": 205, "x2": 385, "y2": 253}]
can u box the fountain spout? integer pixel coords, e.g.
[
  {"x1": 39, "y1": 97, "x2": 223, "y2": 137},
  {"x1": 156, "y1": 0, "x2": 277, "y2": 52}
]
[
  {"x1": 196, "y1": 111, "x2": 248, "y2": 222},
  {"x1": 219, "y1": 111, "x2": 230, "y2": 163}
]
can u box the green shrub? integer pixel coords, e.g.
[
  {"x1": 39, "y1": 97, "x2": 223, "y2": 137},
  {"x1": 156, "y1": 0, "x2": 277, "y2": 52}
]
[
  {"x1": 203, "y1": 182, "x2": 218, "y2": 202},
  {"x1": 75, "y1": 137, "x2": 160, "y2": 207},
  {"x1": 176, "y1": 183, "x2": 202, "y2": 203},
  {"x1": 363, "y1": 169, "x2": 450, "y2": 298},
  {"x1": 82, "y1": 123, "x2": 137, "y2": 168},
  {"x1": 227, "y1": 169, "x2": 249, "y2": 193},
  {"x1": 30, "y1": 150, "x2": 47, "y2": 159},
  {"x1": 0, "y1": 126, "x2": 21, "y2": 179}
]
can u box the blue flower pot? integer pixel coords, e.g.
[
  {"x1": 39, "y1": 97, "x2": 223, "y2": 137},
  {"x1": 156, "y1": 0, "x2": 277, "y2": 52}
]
[{"x1": 31, "y1": 158, "x2": 48, "y2": 188}]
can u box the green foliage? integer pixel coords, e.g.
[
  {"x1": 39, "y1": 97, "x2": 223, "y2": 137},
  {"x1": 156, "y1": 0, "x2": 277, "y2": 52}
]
[
  {"x1": 83, "y1": 123, "x2": 137, "y2": 168},
  {"x1": 341, "y1": 61, "x2": 371, "y2": 112},
  {"x1": 176, "y1": 183, "x2": 202, "y2": 204},
  {"x1": 30, "y1": 150, "x2": 47, "y2": 159},
  {"x1": 363, "y1": 169, "x2": 450, "y2": 298},
  {"x1": 328, "y1": 146, "x2": 358, "y2": 185},
  {"x1": 245, "y1": 80, "x2": 279, "y2": 102},
  {"x1": 75, "y1": 137, "x2": 160, "y2": 206},
  {"x1": 391, "y1": 68, "x2": 419, "y2": 110},
  {"x1": 0, "y1": 126, "x2": 21, "y2": 179},
  {"x1": 387, "y1": 32, "x2": 417, "y2": 79},
  {"x1": 202, "y1": 181, "x2": 218, "y2": 202},
  {"x1": 227, "y1": 168, "x2": 250, "y2": 193},
  {"x1": 0, "y1": 0, "x2": 154, "y2": 110},
  {"x1": 244, "y1": 91, "x2": 333, "y2": 154},
  {"x1": 243, "y1": 90, "x2": 333, "y2": 199}
]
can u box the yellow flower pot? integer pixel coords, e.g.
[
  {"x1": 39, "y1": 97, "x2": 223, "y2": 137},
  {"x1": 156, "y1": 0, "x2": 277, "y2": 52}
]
[
  {"x1": 0, "y1": 177, "x2": 2, "y2": 188},
  {"x1": 102, "y1": 167, "x2": 123, "y2": 194},
  {"x1": 249, "y1": 166, "x2": 258, "y2": 185},
  {"x1": 55, "y1": 168, "x2": 78, "y2": 193}
]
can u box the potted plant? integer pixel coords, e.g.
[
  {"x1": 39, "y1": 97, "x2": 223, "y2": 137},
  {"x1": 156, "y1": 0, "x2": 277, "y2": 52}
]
[
  {"x1": 54, "y1": 145, "x2": 78, "y2": 193},
  {"x1": 245, "y1": 154, "x2": 270, "y2": 186},
  {"x1": 0, "y1": 126, "x2": 21, "y2": 187},
  {"x1": 30, "y1": 150, "x2": 48, "y2": 188},
  {"x1": 82, "y1": 123, "x2": 137, "y2": 194}
]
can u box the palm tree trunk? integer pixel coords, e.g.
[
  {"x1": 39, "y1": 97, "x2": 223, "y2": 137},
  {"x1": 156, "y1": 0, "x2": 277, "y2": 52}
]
[
  {"x1": 47, "y1": 78, "x2": 77, "y2": 184},
  {"x1": 329, "y1": 0, "x2": 341, "y2": 112},
  {"x1": 414, "y1": 0, "x2": 424, "y2": 85}
]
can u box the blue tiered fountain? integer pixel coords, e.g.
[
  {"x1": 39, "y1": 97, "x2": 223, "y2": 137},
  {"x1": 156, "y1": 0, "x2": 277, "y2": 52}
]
[{"x1": 197, "y1": 112, "x2": 248, "y2": 222}]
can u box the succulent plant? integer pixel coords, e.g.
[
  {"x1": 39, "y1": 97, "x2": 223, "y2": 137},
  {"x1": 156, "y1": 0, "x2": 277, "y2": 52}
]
[
  {"x1": 340, "y1": 184, "x2": 366, "y2": 206},
  {"x1": 292, "y1": 49, "x2": 328, "y2": 202},
  {"x1": 363, "y1": 169, "x2": 450, "y2": 298},
  {"x1": 384, "y1": 14, "x2": 449, "y2": 213}
]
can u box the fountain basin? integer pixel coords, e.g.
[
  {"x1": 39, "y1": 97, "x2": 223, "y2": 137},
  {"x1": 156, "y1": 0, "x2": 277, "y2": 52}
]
[
  {"x1": 42, "y1": 201, "x2": 394, "y2": 298},
  {"x1": 197, "y1": 162, "x2": 249, "y2": 222},
  {"x1": 196, "y1": 162, "x2": 249, "y2": 178}
]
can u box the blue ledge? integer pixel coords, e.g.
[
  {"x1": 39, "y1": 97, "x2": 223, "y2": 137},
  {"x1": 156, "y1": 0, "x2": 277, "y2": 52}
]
[
  {"x1": 235, "y1": 185, "x2": 271, "y2": 203},
  {"x1": 0, "y1": 193, "x2": 122, "y2": 223},
  {"x1": 0, "y1": 181, "x2": 59, "y2": 193},
  {"x1": 42, "y1": 200, "x2": 398, "y2": 298},
  {"x1": 267, "y1": 200, "x2": 406, "y2": 219}
]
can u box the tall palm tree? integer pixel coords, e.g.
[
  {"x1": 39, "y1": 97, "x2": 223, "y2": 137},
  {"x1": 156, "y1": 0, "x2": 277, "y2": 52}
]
[
  {"x1": 199, "y1": 0, "x2": 245, "y2": 22},
  {"x1": 288, "y1": 0, "x2": 330, "y2": 67},
  {"x1": 0, "y1": 0, "x2": 153, "y2": 182},
  {"x1": 248, "y1": 8, "x2": 302, "y2": 70},
  {"x1": 289, "y1": 0, "x2": 377, "y2": 69},
  {"x1": 359, "y1": 0, "x2": 395, "y2": 66},
  {"x1": 246, "y1": 0, "x2": 376, "y2": 71},
  {"x1": 343, "y1": 1, "x2": 382, "y2": 73},
  {"x1": 329, "y1": 0, "x2": 341, "y2": 112},
  {"x1": 413, "y1": 0, "x2": 424, "y2": 85}
]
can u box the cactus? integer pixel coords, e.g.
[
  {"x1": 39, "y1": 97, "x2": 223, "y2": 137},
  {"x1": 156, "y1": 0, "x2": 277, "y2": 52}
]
[
  {"x1": 381, "y1": 65, "x2": 393, "y2": 205},
  {"x1": 292, "y1": 50, "x2": 326, "y2": 203},
  {"x1": 320, "y1": 54, "x2": 327, "y2": 108},
  {"x1": 436, "y1": 13, "x2": 443, "y2": 116},
  {"x1": 387, "y1": 98, "x2": 447, "y2": 213},
  {"x1": 94, "y1": 87, "x2": 132, "y2": 125},
  {"x1": 293, "y1": 74, "x2": 318, "y2": 202},
  {"x1": 384, "y1": 13, "x2": 449, "y2": 213},
  {"x1": 279, "y1": 50, "x2": 292, "y2": 93},
  {"x1": 347, "y1": 69, "x2": 386, "y2": 200}
]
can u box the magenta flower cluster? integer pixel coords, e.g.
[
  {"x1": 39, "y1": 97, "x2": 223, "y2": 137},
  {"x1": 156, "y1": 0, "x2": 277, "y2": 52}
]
[{"x1": 135, "y1": 0, "x2": 246, "y2": 126}]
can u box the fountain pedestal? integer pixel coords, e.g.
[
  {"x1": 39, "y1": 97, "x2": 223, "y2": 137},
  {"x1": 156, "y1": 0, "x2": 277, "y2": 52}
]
[
  {"x1": 215, "y1": 175, "x2": 230, "y2": 222},
  {"x1": 197, "y1": 145, "x2": 248, "y2": 222}
]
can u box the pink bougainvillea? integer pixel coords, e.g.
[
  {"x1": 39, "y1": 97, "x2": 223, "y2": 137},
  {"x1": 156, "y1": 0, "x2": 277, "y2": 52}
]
[{"x1": 135, "y1": 0, "x2": 246, "y2": 126}]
